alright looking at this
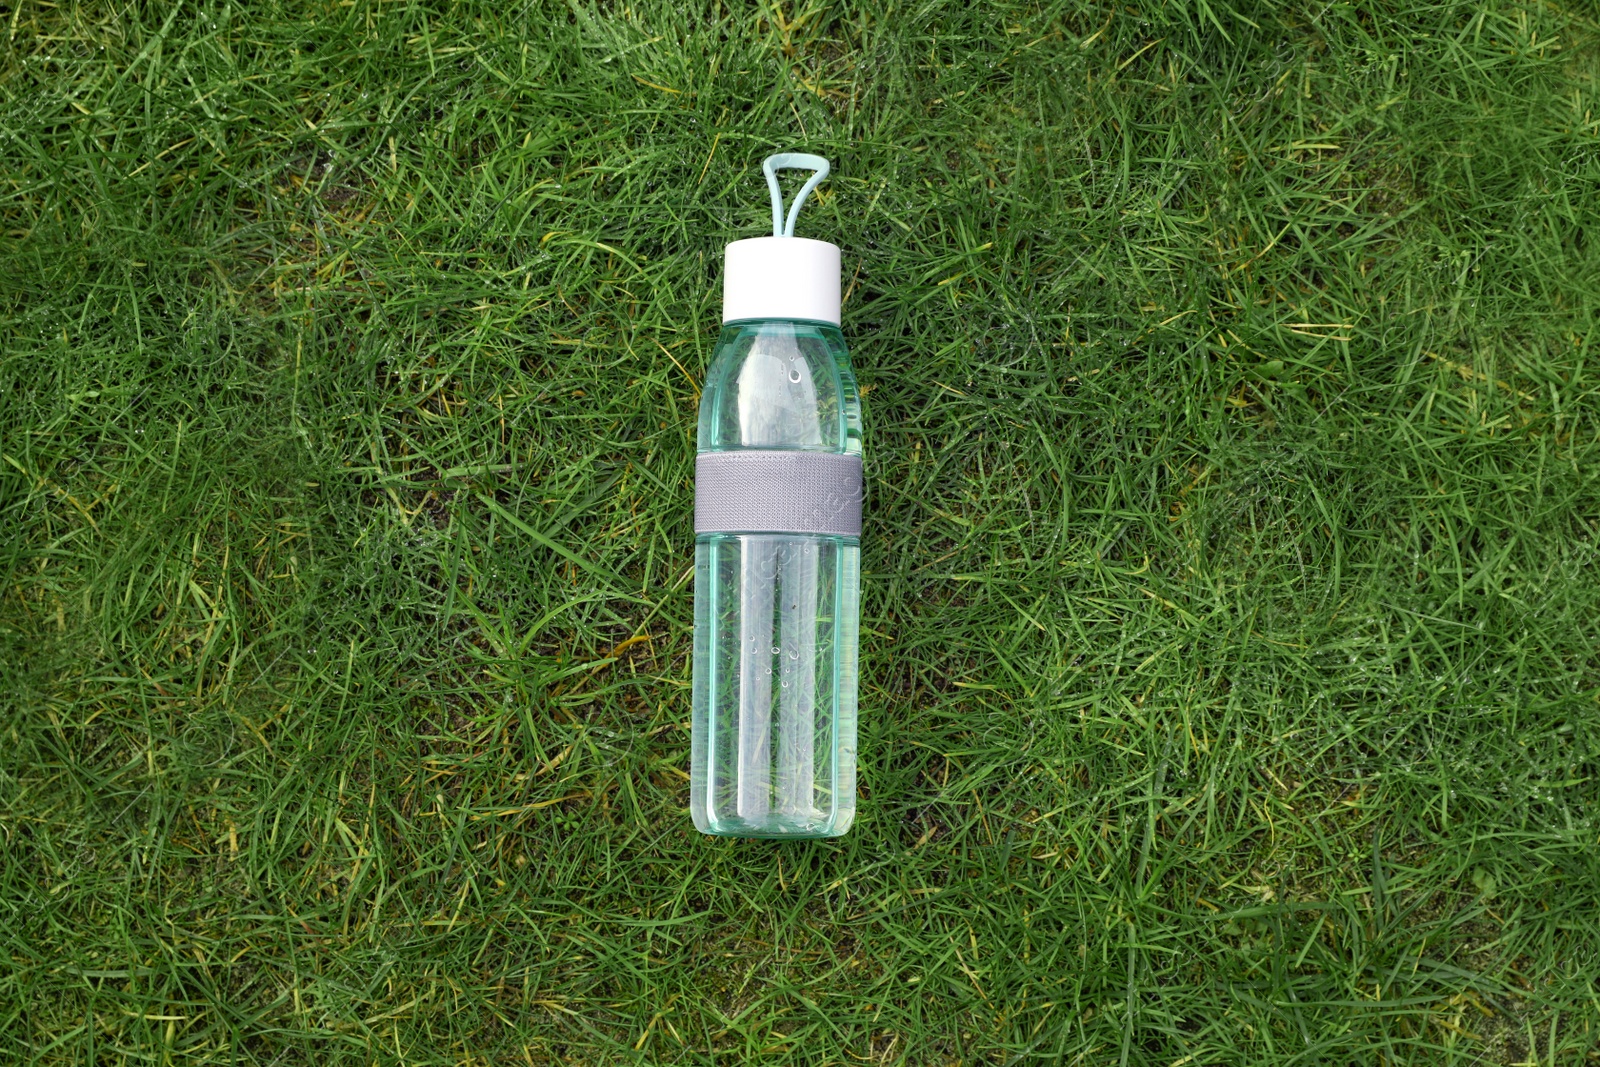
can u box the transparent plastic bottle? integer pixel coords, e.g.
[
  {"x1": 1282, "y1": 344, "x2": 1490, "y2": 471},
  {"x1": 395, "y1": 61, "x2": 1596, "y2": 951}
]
[{"x1": 690, "y1": 155, "x2": 863, "y2": 838}]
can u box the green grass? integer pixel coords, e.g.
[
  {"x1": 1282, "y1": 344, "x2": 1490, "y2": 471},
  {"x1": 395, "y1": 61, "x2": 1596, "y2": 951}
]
[{"x1": 4, "y1": 0, "x2": 1600, "y2": 1063}]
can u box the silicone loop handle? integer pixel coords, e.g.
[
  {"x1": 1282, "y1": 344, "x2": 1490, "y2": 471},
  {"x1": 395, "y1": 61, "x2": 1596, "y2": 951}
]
[{"x1": 763, "y1": 153, "x2": 831, "y2": 238}]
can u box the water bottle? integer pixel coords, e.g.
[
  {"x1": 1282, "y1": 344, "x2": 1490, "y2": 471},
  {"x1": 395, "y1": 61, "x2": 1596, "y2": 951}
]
[{"x1": 690, "y1": 154, "x2": 863, "y2": 838}]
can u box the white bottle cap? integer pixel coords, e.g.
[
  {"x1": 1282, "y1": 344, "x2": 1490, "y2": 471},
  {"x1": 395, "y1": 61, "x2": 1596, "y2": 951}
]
[{"x1": 722, "y1": 236, "x2": 841, "y2": 326}]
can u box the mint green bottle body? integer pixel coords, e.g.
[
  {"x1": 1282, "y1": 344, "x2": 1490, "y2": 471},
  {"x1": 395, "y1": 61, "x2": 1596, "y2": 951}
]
[{"x1": 691, "y1": 319, "x2": 862, "y2": 837}]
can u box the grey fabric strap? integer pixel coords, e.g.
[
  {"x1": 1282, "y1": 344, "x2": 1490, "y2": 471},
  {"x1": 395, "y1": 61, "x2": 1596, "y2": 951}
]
[{"x1": 695, "y1": 451, "x2": 863, "y2": 537}]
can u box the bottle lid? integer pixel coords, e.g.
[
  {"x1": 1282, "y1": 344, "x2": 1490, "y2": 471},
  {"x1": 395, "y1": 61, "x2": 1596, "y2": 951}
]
[{"x1": 723, "y1": 154, "x2": 840, "y2": 326}]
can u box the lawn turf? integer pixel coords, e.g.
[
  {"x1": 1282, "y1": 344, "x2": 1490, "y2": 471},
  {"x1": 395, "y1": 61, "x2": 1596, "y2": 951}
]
[{"x1": 4, "y1": 1, "x2": 1600, "y2": 1063}]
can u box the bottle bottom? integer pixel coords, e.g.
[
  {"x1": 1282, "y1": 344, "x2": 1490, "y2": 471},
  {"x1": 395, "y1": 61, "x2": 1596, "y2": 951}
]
[{"x1": 695, "y1": 808, "x2": 853, "y2": 840}]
